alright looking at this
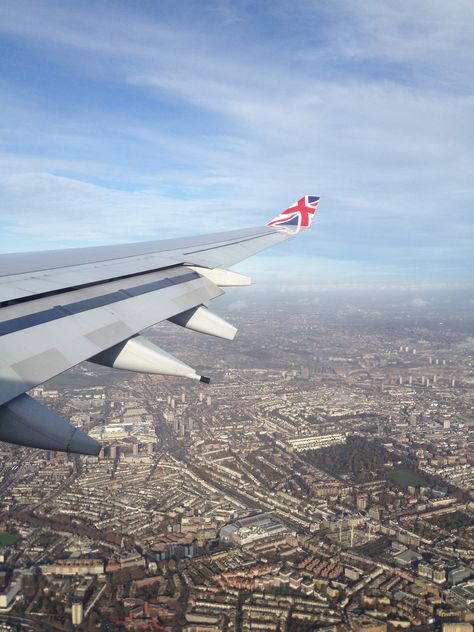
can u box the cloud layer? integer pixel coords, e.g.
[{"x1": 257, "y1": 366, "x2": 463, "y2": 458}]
[{"x1": 0, "y1": 0, "x2": 473, "y2": 285}]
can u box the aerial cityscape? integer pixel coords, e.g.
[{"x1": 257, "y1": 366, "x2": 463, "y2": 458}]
[
  {"x1": 1, "y1": 0, "x2": 473, "y2": 631},
  {"x1": 0, "y1": 291, "x2": 472, "y2": 630}
]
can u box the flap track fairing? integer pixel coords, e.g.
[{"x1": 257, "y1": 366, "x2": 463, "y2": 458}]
[
  {"x1": 89, "y1": 335, "x2": 210, "y2": 383},
  {"x1": 168, "y1": 305, "x2": 237, "y2": 340}
]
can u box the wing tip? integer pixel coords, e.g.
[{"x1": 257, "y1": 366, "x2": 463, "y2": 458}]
[{"x1": 267, "y1": 195, "x2": 320, "y2": 232}]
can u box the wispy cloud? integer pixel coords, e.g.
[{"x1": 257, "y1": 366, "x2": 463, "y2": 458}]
[{"x1": 0, "y1": 0, "x2": 472, "y2": 284}]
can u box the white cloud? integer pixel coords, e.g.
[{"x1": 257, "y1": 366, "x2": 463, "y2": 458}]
[
  {"x1": 410, "y1": 298, "x2": 430, "y2": 308},
  {"x1": 0, "y1": 1, "x2": 472, "y2": 284},
  {"x1": 227, "y1": 300, "x2": 248, "y2": 312},
  {"x1": 0, "y1": 172, "x2": 253, "y2": 247},
  {"x1": 328, "y1": 0, "x2": 474, "y2": 84}
]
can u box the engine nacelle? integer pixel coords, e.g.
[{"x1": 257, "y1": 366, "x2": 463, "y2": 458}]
[{"x1": 0, "y1": 394, "x2": 100, "y2": 455}]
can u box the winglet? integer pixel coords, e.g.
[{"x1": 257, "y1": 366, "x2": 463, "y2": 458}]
[{"x1": 267, "y1": 195, "x2": 320, "y2": 232}]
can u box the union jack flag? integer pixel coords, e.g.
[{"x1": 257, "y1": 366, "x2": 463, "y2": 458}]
[{"x1": 267, "y1": 195, "x2": 320, "y2": 231}]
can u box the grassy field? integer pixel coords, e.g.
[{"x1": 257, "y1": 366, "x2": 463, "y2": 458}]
[
  {"x1": 45, "y1": 373, "x2": 99, "y2": 388},
  {"x1": 433, "y1": 511, "x2": 473, "y2": 530},
  {"x1": 388, "y1": 468, "x2": 428, "y2": 488},
  {"x1": 0, "y1": 532, "x2": 19, "y2": 545}
]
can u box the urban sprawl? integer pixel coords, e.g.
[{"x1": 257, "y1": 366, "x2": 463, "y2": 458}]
[{"x1": 0, "y1": 295, "x2": 472, "y2": 632}]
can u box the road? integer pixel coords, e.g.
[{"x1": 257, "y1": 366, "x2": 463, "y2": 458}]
[{"x1": 0, "y1": 614, "x2": 53, "y2": 631}]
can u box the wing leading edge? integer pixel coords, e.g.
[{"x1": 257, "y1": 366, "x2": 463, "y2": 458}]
[{"x1": 0, "y1": 195, "x2": 320, "y2": 454}]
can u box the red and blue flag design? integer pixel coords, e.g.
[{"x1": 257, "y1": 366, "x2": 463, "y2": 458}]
[{"x1": 267, "y1": 195, "x2": 320, "y2": 231}]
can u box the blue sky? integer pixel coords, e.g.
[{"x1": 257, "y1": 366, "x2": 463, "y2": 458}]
[{"x1": 0, "y1": 0, "x2": 473, "y2": 288}]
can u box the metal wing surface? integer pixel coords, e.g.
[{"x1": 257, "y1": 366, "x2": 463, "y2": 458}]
[{"x1": 0, "y1": 195, "x2": 320, "y2": 455}]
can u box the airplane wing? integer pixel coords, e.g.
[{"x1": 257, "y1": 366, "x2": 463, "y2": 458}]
[{"x1": 0, "y1": 195, "x2": 320, "y2": 455}]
